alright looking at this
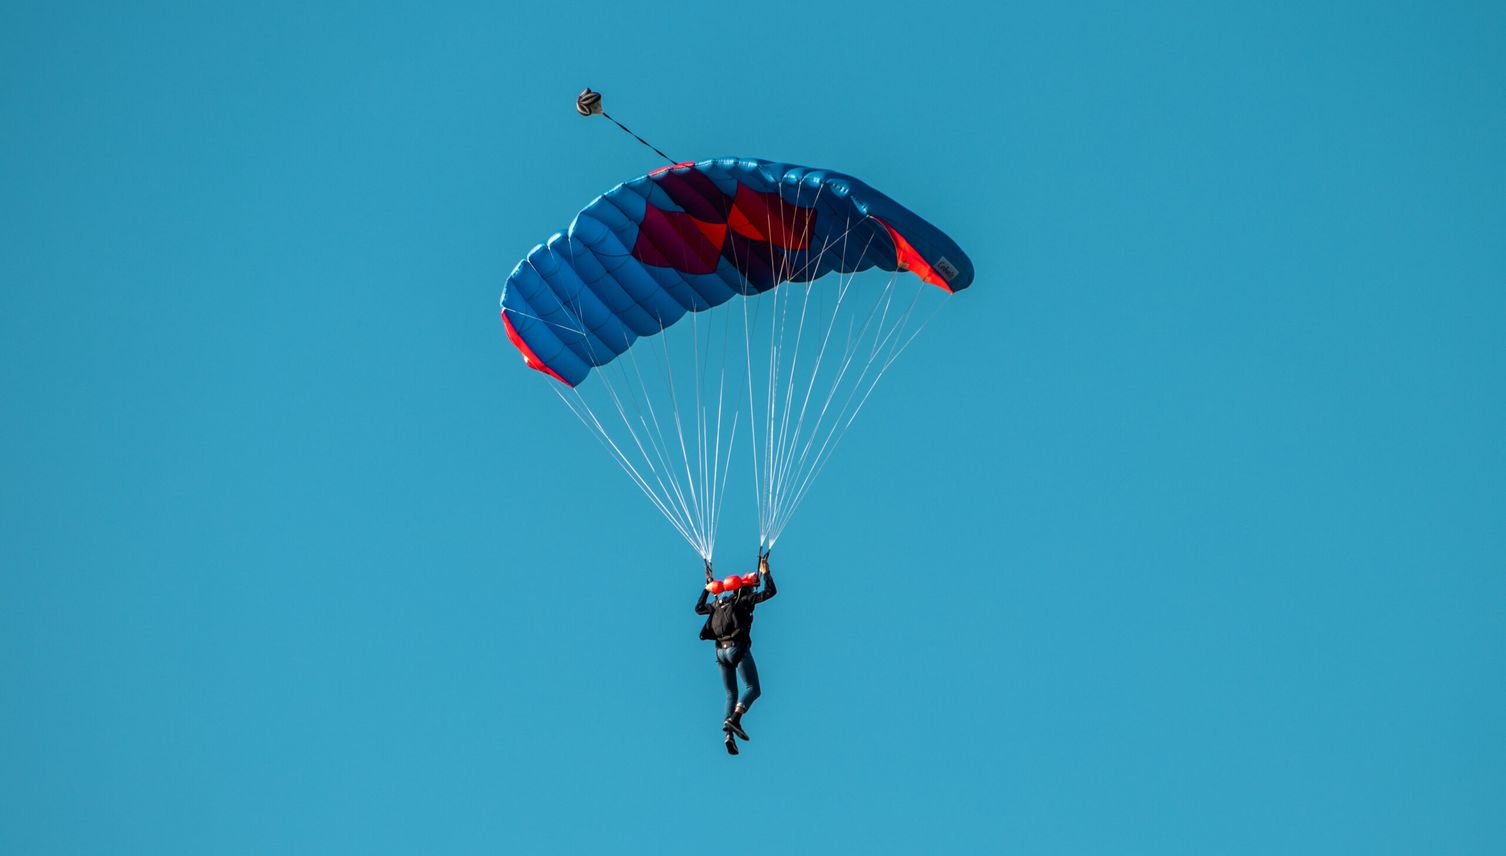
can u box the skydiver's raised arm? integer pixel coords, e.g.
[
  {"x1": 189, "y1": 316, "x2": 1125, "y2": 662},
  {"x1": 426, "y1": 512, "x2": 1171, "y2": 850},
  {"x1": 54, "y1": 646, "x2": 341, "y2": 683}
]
[
  {"x1": 753, "y1": 555, "x2": 776, "y2": 603},
  {"x1": 696, "y1": 560, "x2": 716, "y2": 614}
]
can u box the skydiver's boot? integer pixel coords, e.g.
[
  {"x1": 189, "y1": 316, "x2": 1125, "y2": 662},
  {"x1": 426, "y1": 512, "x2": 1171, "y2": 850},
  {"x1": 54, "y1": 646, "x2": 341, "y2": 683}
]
[
  {"x1": 725, "y1": 706, "x2": 750, "y2": 741},
  {"x1": 724, "y1": 731, "x2": 739, "y2": 755}
]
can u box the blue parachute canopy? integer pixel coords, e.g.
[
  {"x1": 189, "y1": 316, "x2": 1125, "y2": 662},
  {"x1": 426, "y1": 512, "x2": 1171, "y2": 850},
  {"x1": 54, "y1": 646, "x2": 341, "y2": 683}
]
[{"x1": 500, "y1": 157, "x2": 973, "y2": 386}]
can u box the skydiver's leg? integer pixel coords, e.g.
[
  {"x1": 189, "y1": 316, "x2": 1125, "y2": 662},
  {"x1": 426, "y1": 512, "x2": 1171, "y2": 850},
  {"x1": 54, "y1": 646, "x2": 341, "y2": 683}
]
[
  {"x1": 717, "y1": 646, "x2": 741, "y2": 754},
  {"x1": 724, "y1": 651, "x2": 759, "y2": 740},
  {"x1": 716, "y1": 647, "x2": 738, "y2": 722},
  {"x1": 736, "y1": 651, "x2": 761, "y2": 711}
]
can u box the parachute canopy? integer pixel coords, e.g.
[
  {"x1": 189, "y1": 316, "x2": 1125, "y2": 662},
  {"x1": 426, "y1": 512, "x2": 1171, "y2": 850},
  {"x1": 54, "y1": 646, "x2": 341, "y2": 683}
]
[
  {"x1": 498, "y1": 157, "x2": 973, "y2": 560},
  {"x1": 500, "y1": 157, "x2": 973, "y2": 386}
]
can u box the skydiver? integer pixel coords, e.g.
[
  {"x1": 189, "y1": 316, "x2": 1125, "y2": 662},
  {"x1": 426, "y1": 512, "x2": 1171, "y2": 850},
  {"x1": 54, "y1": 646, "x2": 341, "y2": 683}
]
[{"x1": 695, "y1": 553, "x2": 777, "y2": 755}]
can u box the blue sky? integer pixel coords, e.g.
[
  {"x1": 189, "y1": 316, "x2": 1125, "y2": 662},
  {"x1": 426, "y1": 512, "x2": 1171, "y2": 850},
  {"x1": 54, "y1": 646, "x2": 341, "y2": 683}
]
[{"x1": 3, "y1": 1, "x2": 1504, "y2": 853}]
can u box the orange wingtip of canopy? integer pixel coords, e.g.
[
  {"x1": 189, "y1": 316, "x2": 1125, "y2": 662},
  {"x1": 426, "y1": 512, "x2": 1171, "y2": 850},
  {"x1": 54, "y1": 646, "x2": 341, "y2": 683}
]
[
  {"x1": 502, "y1": 311, "x2": 573, "y2": 386},
  {"x1": 874, "y1": 217, "x2": 954, "y2": 293}
]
